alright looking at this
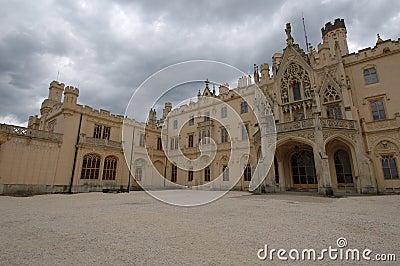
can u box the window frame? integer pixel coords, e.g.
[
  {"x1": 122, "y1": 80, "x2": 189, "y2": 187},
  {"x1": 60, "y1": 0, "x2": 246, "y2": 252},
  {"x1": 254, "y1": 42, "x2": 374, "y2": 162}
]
[
  {"x1": 369, "y1": 98, "x2": 387, "y2": 121},
  {"x1": 204, "y1": 166, "x2": 211, "y2": 182},
  {"x1": 103, "y1": 156, "x2": 117, "y2": 180},
  {"x1": 240, "y1": 101, "x2": 248, "y2": 114},
  {"x1": 381, "y1": 154, "x2": 399, "y2": 179},
  {"x1": 363, "y1": 67, "x2": 379, "y2": 85}
]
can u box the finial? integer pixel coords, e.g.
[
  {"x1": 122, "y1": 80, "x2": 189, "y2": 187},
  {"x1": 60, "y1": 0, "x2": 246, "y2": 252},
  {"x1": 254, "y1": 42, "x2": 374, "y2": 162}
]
[
  {"x1": 376, "y1": 33, "x2": 383, "y2": 44},
  {"x1": 285, "y1": 23, "x2": 294, "y2": 45}
]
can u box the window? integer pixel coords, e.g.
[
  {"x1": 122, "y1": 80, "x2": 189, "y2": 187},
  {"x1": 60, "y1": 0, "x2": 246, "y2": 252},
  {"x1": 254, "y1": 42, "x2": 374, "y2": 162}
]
[
  {"x1": 171, "y1": 164, "x2": 177, "y2": 182},
  {"x1": 294, "y1": 111, "x2": 305, "y2": 121},
  {"x1": 323, "y1": 85, "x2": 340, "y2": 103},
  {"x1": 189, "y1": 115, "x2": 194, "y2": 126},
  {"x1": 102, "y1": 126, "x2": 110, "y2": 140},
  {"x1": 370, "y1": 99, "x2": 386, "y2": 120},
  {"x1": 242, "y1": 124, "x2": 249, "y2": 140},
  {"x1": 364, "y1": 67, "x2": 378, "y2": 85},
  {"x1": 135, "y1": 167, "x2": 143, "y2": 181},
  {"x1": 291, "y1": 150, "x2": 317, "y2": 185},
  {"x1": 173, "y1": 119, "x2": 178, "y2": 129},
  {"x1": 81, "y1": 153, "x2": 101, "y2": 179},
  {"x1": 103, "y1": 156, "x2": 117, "y2": 180},
  {"x1": 47, "y1": 120, "x2": 56, "y2": 133},
  {"x1": 274, "y1": 157, "x2": 279, "y2": 184},
  {"x1": 188, "y1": 168, "x2": 193, "y2": 182},
  {"x1": 381, "y1": 155, "x2": 399, "y2": 179},
  {"x1": 93, "y1": 124, "x2": 102, "y2": 139},
  {"x1": 221, "y1": 106, "x2": 227, "y2": 118},
  {"x1": 200, "y1": 130, "x2": 210, "y2": 144},
  {"x1": 139, "y1": 133, "x2": 145, "y2": 147},
  {"x1": 204, "y1": 166, "x2": 211, "y2": 182},
  {"x1": 240, "y1": 102, "x2": 248, "y2": 114},
  {"x1": 334, "y1": 150, "x2": 353, "y2": 184},
  {"x1": 222, "y1": 165, "x2": 229, "y2": 181},
  {"x1": 204, "y1": 111, "x2": 210, "y2": 121},
  {"x1": 221, "y1": 128, "x2": 228, "y2": 143},
  {"x1": 244, "y1": 164, "x2": 252, "y2": 181},
  {"x1": 292, "y1": 81, "x2": 301, "y2": 101},
  {"x1": 157, "y1": 137, "x2": 162, "y2": 150},
  {"x1": 188, "y1": 135, "x2": 194, "y2": 148},
  {"x1": 327, "y1": 105, "x2": 342, "y2": 119},
  {"x1": 170, "y1": 137, "x2": 179, "y2": 150}
]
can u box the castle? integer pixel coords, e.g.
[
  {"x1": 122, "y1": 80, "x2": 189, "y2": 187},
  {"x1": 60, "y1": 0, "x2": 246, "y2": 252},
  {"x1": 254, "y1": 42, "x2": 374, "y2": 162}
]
[{"x1": 0, "y1": 18, "x2": 399, "y2": 195}]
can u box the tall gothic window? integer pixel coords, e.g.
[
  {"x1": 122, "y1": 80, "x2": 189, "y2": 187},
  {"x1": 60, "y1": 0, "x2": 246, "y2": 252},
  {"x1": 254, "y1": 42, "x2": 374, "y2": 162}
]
[
  {"x1": 171, "y1": 164, "x2": 177, "y2": 182},
  {"x1": 244, "y1": 164, "x2": 252, "y2": 181},
  {"x1": 157, "y1": 137, "x2": 162, "y2": 150},
  {"x1": 323, "y1": 85, "x2": 341, "y2": 103},
  {"x1": 334, "y1": 150, "x2": 353, "y2": 184},
  {"x1": 292, "y1": 81, "x2": 301, "y2": 101},
  {"x1": 291, "y1": 150, "x2": 317, "y2": 185},
  {"x1": 222, "y1": 165, "x2": 229, "y2": 181},
  {"x1": 381, "y1": 155, "x2": 399, "y2": 179},
  {"x1": 81, "y1": 153, "x2": 101, "y2": 179},
  {"x1": 204, "y1": 166, "x2": 211, "y2": 182},
  {"x1": 103, "y1": 156, "x2": 117, "y2": 180}
]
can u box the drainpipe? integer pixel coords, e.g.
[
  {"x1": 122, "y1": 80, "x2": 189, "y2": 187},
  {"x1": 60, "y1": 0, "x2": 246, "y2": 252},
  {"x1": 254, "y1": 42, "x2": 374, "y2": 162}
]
[{"x1": 68, "y1": 113, "x2": 83, "y2": 193}]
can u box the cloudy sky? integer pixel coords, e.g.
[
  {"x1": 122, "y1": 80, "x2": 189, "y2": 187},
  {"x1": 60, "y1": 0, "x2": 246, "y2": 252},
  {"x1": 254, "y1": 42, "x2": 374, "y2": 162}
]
[{"x1": 1, "y1": 0, "x2": 399, "y2": 126}]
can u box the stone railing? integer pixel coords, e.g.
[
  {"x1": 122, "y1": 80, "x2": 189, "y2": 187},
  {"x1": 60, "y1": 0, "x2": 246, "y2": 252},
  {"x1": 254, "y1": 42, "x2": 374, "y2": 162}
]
[
  {"x1": 197, "y1": 120, "x2": 214, "y2": 128},
  {"x1": 320, "y1": 118, "x2": 357, "y2": 130},
  {"x1": 363, "y1": 118, "x2": 399, "y2": 132},
  {"x1": 80, "y1": 136, "x2": 122, "y2": 149},
  {"x1": 0, "y1": 123, "x2": 63, "y2": 142},
  {"x1": 276, "y1": 118, "x2": 315, "y2": 133}
]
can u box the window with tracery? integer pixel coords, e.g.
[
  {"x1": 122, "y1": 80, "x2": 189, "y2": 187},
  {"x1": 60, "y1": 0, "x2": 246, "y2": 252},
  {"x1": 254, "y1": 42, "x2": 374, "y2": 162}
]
[
  {"x1": 103, "y1": 156, "x2": 117, "y2": 180},
  {"x1": 323, "y1": 85, "x2": 341, "y2": 103},
  {"x1": 81, "y1": 153, "x2": 101, "y2": 179},
  {"x1": 280, "y1": 63, "x2": 311, "y2": 103}
]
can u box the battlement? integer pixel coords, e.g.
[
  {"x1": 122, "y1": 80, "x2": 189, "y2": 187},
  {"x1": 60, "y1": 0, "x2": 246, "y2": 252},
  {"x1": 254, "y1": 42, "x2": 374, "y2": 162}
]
[
  {"x1": 322, "y1": 18, "x2": 346, "y2": 37},
  {"x1": 49, "y1": 80, "x2": 65, "y2": 90},
  {"x1": 64, "y1": 86, "x2": 79, "y2": 96}
]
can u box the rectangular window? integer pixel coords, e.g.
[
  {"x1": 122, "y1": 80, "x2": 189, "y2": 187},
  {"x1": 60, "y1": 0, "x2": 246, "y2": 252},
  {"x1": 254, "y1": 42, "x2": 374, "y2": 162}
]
[
  {"x1": 221, "y1": 106, "x2": 227, "y2": 118},
  {"x1": 221, "y1": 128, "x2": 228, "y2": 143},
  {"x1": 242, "y1": 123, "x2": 249, "y2": 140},
  {"x1": 222, "y1": 165, "x2": 229, "y2": 181},
  {"x1": 188, "y1": 168, "x2": 193, "y2": 182},
  {"x1": 204, "y1": 166, "x2": 211, "y2": 182},
  {"x1": 139, "y1": 133, "x2": 145, "y2": 147},
  {"x1": 201, "y1": 130, "x2": 210, "y2": 144},
  {"x1": 327, "y1": 105, "x2": 342, "y2": 119},
  {"x1": 294, "y1": 111, "x2": 305, "y2": 121},
  {"x1": 171, "y1": 164, "x2": 177, "y2": 182},
  {"x1": 364, "y1": 67, "x2": 378, "y2": 85},
  {"x1": 240, "y1": 102, "x2": 248, "y2": 114},
  {"x1": 381, "y1": 155, "x2": 399, "y2": 179},
  {"x1": 244, "y1": 164, "x2": 252, "y2": 181},
  {"x1": 370, "y1": 99, "x2": 386, "y2": 120},
  {"x1": 170, "y1": 137, "x2": 179, "y2": 150},
  {"x1": 189, "y1": 115, "x2": 194, "y2": 126},
  {"x1": 188, "y1": 135, "x2": 194, "y2": 148},
  {"x1": 293, "y1": 82, "x2": 301, "y2": 101},
  {"x1": 173, "y1": 119, "x2": 178, "y2": 129},
  {"x1": 102, "y1": 126, "x2": 111, "y2": 140},
  {"x1": 93, "y1": 124, "x2": 102, "y2": 139}
]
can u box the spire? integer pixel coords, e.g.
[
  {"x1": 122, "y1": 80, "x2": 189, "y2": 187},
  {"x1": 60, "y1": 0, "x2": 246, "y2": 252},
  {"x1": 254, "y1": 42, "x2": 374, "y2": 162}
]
[{"x1": 253, "y1": 64, "x2": 260, "y2": 83}]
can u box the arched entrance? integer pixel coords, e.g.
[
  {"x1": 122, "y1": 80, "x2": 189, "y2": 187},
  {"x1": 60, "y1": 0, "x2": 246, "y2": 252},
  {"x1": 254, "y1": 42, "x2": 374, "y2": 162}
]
[{"x1": 334, "y1": 149, "x2": 353, "y2": 186}]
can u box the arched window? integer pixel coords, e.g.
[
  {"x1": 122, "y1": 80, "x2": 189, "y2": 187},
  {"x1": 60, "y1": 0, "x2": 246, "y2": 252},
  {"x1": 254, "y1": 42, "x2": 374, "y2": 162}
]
[
  {"x1": 103, "y1": 156, "x2": 117, "y2": 180},
  {"x1": 157, "y1": 137, "x2": 162, "y2": 150},
  {"x1": 81, "y1": 153, "x2": 101, "y2": 179},
  {"x1": 334, "y1": 150, "x2": 353, "y2": 184},
  {"x1": 292, "y1": 81, "x2": 301, "y2": 101},
  {"x1": 381, "y1": 155, "x2": 399, "y2": 179},
  {"x1": 291, "y1": 150, "x2": 317, "y2": 185}
]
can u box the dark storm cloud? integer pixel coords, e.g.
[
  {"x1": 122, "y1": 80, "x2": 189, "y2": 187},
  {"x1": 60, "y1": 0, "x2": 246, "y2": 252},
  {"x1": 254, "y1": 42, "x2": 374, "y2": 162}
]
[{"x1": 0, "y1": 0, "x2": 399, "y2": 125}]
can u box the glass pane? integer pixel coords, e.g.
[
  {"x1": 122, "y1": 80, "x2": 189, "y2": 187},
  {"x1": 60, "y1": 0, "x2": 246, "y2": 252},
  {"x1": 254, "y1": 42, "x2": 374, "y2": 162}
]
[
  {"x1": 293, "y1": 175, "x2": 300, "y2": 184},
  {"x1": 307, "y1": 176, "x2": 315, "y2": 184},
  {"x1": 383, "y1": 168, "x2": 391, "y2": 179},
  {"x1": 300, "y1": 175, "x2": 307, "y2": 184}
]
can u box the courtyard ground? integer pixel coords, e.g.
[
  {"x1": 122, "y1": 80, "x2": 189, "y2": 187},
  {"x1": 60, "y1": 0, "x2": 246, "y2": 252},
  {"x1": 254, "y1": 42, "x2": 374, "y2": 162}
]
[{"x1": 0, "y1": 191, "x2": 399, "y2": 265}]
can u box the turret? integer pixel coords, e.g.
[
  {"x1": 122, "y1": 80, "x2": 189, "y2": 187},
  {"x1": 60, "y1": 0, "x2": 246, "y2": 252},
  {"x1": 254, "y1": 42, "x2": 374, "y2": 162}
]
[
  {"x1": 40, "y1": 81, "x2": 65, "y2": 115},
  {"x1": 148, "y1": 108, "x2": 157, "y2": 127},
  {"x1": 162, "y1": 102, "x2": 172, "y2": 121},
  {"x1": 321, "y1": 18, "x2": 349, "y2": 57},
  {"x1": 260, "y1": 63, "x2": 270, "y2": 80},
  {"x1": 63, "y1": 86, "x2": 79, "y2": 105}
]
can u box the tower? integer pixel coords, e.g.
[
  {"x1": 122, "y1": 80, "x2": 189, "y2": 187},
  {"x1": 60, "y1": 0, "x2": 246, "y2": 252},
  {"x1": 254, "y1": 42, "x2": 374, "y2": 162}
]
[
  {"x1": 321, "y1": 18, "x2": 349, "y2": 57},
  {"x1": 63, "y1": 86, "x2": 79, "y2": 105},
  {"x1": 40, "y1": 81, "x2": 65, "y2": 115}
]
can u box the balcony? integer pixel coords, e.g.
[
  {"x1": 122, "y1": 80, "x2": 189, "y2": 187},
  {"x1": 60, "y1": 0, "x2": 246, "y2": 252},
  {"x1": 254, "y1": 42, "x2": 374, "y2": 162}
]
[
  {"x1": 276, "y1": 118, "x2": 315, "y2": 133},
  {"x1": 0, "y1": 123, "x2": 63, "y2": 142},
  {"x1": 320, "y1": 118, "x2": 357, "y2": 130},
  {"x1": 80, "y1": 136, "x2": 122, "y2": 149}
]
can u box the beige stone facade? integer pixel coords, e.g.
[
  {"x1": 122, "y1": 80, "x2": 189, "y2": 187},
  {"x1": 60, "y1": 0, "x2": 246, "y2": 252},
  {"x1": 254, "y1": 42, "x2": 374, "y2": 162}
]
[{"x1": 0, "y1": 18, "x2": 399, "y2": 195}]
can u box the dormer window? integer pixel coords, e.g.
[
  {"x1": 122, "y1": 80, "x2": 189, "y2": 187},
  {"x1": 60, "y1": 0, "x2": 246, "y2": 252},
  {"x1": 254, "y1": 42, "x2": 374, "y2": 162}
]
[{"x1": 364, "y1": 67, "x2": 378, "y2": 85}]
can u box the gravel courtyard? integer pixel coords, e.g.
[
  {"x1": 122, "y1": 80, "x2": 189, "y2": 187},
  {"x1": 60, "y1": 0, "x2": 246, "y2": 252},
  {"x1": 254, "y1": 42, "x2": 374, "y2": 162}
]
[{"x1": 0, "y1": 191, "x2": 399, "y2": 265}]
